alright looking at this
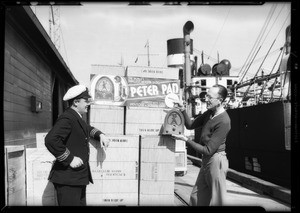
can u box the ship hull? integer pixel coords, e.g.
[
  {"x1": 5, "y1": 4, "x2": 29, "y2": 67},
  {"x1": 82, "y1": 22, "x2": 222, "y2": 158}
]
[{"x1": 226, "y1": 101, "x2": 291, "y2": 188}]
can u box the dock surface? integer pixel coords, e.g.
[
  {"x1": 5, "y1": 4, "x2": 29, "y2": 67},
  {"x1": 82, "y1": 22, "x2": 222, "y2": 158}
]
[{"x1": 174, "y1": 164, "x2": 291, "y2": 211}]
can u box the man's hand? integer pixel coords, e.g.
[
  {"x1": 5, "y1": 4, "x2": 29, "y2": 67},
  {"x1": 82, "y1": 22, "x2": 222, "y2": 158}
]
[
  {"x1": 100, "y1": 134, "x2": 109, "y2": 150},
  {"x1": 70, "y1": 156, "x2": 83, "y2": 168},
  {"x1": 171, "y1": 134, "x2": 188, "y2": 142},
  {"x1": 173, "y1": 97, "x2": 186, "y2": 111}
]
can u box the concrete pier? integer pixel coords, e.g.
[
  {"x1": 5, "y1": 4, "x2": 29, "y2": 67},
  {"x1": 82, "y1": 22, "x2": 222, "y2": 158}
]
[{"x1": 174, "y1": 164, "x2": 291, "y2": 211}]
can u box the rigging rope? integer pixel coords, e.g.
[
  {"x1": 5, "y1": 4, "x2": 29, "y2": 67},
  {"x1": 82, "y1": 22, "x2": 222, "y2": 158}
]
[
  {"x1": 258, "y1": 46, "x2": 285, "y2": 98},
  {"x1": 241, "y1": 38, "x2": 276, "y2": 101},
  {"x1": 207, "y1": 7, "x2": 232, "y2": 60},
  {"x1": 238, "y1": 4, "x2": 277, "y2": 78}
]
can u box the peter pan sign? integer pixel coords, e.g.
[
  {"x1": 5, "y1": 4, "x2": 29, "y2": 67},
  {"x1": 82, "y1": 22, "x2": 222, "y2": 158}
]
[
  {"x1": 90, "y1": 67, "x2": 180, "y2": 108},
  {"x1": 126, "y1": 77, "x2": 179, "y2": 107}
]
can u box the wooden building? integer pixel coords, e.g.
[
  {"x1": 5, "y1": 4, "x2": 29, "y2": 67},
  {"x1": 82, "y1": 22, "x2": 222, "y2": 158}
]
[{"x1": 2, "y1": 5, "x2": 78, "y2": 148}]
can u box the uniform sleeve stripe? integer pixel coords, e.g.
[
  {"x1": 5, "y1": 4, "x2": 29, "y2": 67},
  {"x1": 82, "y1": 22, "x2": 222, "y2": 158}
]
[
  {"x1": 57, "y1": 148, "x2": 70, "y2": 161},
  {"x1": 90, "y1": 128, "x2": 99, "y2": 137}
]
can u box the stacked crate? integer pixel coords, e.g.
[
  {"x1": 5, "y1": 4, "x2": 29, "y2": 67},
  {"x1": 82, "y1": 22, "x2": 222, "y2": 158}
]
[
  {"x1": 87, "y1": 135, "x2": 139, "y2": 206},
  {"x1": 174, "y1": 140, "x2": 187, "y2": 174},
  {"x1": 139, "y1": 135, "x2": 175, "y2": 206},
  {"x1": 90, "y1": 105, "x2": 124, "y2": 135},
  {"x1": 125, "y1": 107, "x2": 167, "y2": 136},
  {"x1": 25, "y1": 148, "x2": 57, "y2": 206},
  {"x1": 35, "y1": 132, "x2": 48, "y2": 148},
  {"x1": 4, "y1": 146, "x2": 26, "y2": 206}
]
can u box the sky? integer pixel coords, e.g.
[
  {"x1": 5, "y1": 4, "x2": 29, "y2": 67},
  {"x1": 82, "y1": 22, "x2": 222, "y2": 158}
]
[{"x1": 31, "y1": 2, "x2": 291, "y2": 88}]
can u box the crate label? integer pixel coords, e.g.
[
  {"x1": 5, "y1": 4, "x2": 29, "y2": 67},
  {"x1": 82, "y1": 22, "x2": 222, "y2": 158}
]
[{"x1": 90, "y1": 161, "x2": 138, "y2": 180}]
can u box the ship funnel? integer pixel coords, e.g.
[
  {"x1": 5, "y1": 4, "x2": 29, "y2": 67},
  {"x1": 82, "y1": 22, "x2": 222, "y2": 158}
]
[{"x1": 183, "y1": 21, "x2": 194, "y2": 35}]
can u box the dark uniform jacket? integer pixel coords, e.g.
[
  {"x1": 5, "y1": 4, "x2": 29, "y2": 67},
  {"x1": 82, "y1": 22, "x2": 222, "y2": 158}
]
[{"x1": 45, "y1": 108, "x2": 102, "y2": 186}]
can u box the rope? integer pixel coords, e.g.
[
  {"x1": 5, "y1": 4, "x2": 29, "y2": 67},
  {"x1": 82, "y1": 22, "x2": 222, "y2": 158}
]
[
  {"x1": 238, "y1": 4, "x2": 277, "y2": 78},
  {"x1": 207, "y1": 7, "x2": 232, "y2": 60}
]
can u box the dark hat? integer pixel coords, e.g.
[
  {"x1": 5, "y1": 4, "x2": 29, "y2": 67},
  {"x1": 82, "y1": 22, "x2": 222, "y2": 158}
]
[{"x1": 63, "y1": 85, "x2": 91, "y2": 101}]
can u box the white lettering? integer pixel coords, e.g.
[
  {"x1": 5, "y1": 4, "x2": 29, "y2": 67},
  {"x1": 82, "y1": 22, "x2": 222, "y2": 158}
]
[
  {"x1": 129, "y1": 83, "x2": 178, "y2": 97},
  {"x1": 152, "y1": 85, "x2": 158, "y2": 95},
  {"x1": 166, "y1": 84, "x2": 173, "y2": 93},
  {"x1": 147, "y1": 85, "x2": 153, "y2": 96},
  {"x1": 161, "y1": 84, "x2": 167, "y2": 95},
  {"x1": 172, "y1": 83, "x2": 179, "y2": 93},
  {"x1": 130, "y1": 87, "x2": 137, "y2": 97}
]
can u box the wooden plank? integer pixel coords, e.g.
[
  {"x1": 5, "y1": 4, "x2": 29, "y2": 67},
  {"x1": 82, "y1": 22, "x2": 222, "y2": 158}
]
[
  {"x1": 3, "y1": 80, "x2": 32, "y2": 100},
  {"x1": 8, "y1": 57, "x2": 44, "y2": 94},
  {"x1": 174, "y1": 178, "x2": 194, "y2": 205},
  {"x1": 126, "y1": 66, "x2": 179, "y2": 79},
  {"x1": 90, "y1": 105, "x2": 124, "y2": 123},
  {"x1": 5, "y1": 26, "x2": 52, "y2": 85},
  {"x1": 90, "y1": 105, "x2": 124, "y2": 135},
  {"x1": 141, "y1": 149, "x2": 175, "y2": 163},
  {"x1": 139, "y1": 136, "x2": 175, "y2": 205},
  {"x1": 87, "y1": 180, "x2": 138, "y2": 194},
  {"x1": 140, "y1": 136, "x2": 175, "y2": 150},
  {"x1": 90, "y1": 135, "x2": 139, "y2": 148},
  {"x1": 3, "y1": 100, "x2": 31, "y2": 114},
  {"x1": 90, "y1": 161, "x2": 138, "y2": 180},
  {"x1": 90, "y1": 123, "x2": 124, "y2": 135},
  {"x1": 3, "y1": 90, "x2": 31, "y2": 108},
  {"x1": 86, "y1": 193, "x2": 138, "y2": 206},
  {"x1": 5, "y1": 145, "x2": 26, "y2": 206},
  {"x1": 125, "y1": 107, "x2": 167, "y2": 136},
  {"x1": 89, "y1": 136, "x2": 139, "y2": 162},
  {"x1": 140, "y1": 162, "x2": 174, "y2": 181},
  {"x1": 5, "y1": 145, "x2": 24, "y2": 153},
  {"x1": 4, "y1": 121, "x2": 34, "y2": 132},
  {"x1": 5, "y1": 138, "x2": 36, "y2": 148},
  {"x1": 5, "y1": 130, "x2": 36, "y2": 142},
  {"x1": 139, "y1": 194, "x2": 174, "y2": 206},
  {"x1": 4, "y1": 111, "x2": 41, "y2": 123},
  {"x1": 126, "y1": 107, "x2": 167, "y2": 124},
  {"x1": 89, "y1": 151, "x2": 138, "y2": 169},
  {"x1": 5, "y1": 66, "x2": 40, "y2": 97},
  {"x1": 126, "y1": 123, "x2": 163, "y2": 136}
]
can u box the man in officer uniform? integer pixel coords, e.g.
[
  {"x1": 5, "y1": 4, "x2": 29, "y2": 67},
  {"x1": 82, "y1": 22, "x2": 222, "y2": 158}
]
[{"x1": 45, "y1": 84, "x2": 109, "y2": 206}]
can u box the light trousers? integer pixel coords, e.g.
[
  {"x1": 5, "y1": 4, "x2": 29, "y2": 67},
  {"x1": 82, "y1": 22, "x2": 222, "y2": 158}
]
[{"x1": 189, "y1": 151, "x2": 229, "y2": 206}]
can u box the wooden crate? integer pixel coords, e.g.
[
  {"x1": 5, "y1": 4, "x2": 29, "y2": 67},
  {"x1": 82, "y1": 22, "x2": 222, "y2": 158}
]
[
  {"x1": 90, "y1": 105, "x2": 124, "y2": 135},
  {"x1": 175, "y1": 150, "x2": 187, "y2": 172},
  {"x1": 25, "y1": 148, "x2": 57, "y2": 206},
  {"x1": 139, "y1": 136, "x2": 175, "y2": 206},
  {"x1": 5, "y1": 145, "x2": 26, "y2": 206},
  {"x1": 175, "y1": 140, "x2": 186, "y2": 152},
  {"x1": 87, "y1": 135, "x2": 139, "y2": 206},
  {"x1": 125, "y1": 107, "x2": 167, "y2": 136},
  {"x1": 36, "y1": 132, "x2": 47, "y2": 149}
]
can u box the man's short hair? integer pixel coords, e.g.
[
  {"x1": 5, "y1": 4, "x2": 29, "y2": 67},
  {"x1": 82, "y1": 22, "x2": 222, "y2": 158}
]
[{"x1": 212, "y1": 84, "x2": 228, "y2": 102}]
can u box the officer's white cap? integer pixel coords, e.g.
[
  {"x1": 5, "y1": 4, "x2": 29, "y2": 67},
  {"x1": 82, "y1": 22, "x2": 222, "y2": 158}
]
[{"x1": 63, "y1": 85, "x2": 91, "y2": 101}]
